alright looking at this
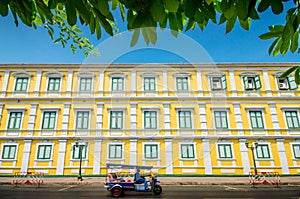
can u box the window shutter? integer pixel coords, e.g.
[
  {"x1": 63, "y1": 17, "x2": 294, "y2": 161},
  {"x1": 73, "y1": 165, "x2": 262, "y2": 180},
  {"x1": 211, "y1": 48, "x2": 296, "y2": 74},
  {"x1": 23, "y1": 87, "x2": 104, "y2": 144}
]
[
  {"x1": 287, "y1": 76, "x2": 298, "y2": 90},
  {"x1": 243, "y1": 76, "x2": 249, "y2": 90},
  {"x1": 254, "y1": 75, "x2": 261, "y2": 89},
  {"x1": 221, "y1": 75, "x2": 227, "y2": 89}
]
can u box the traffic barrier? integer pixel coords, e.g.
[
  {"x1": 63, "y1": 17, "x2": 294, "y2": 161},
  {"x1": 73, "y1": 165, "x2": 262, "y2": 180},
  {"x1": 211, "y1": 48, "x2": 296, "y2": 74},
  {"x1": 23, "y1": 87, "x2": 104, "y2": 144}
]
[
  {"x1": 13, "y1": 172, "x2": 44, "y2": 187},
  {"x1": 249, "y1": 172, "x2": 280, "y2": 188}
]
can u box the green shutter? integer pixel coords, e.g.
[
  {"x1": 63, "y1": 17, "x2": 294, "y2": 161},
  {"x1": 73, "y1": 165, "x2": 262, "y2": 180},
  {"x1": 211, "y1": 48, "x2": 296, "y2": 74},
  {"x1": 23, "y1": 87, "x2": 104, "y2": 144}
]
[
  {"x1": 254, "y1": 75, "x2": 261, "y2": 89},
  {"x1": 243, "y1": 76, "x2": 249, "y2": 90},
  {"x1": 287, "y1": 76, "x2": 298, "y2": 90},
  {"x1": 221, "y1": 75, "x2": 227, "y2": 89}
]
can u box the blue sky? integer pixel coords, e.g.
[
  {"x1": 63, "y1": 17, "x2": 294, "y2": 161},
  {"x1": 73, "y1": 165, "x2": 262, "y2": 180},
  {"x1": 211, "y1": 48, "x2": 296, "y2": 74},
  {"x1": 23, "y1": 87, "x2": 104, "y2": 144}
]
[{"x1": 0, "y1": 3, "x2": 299, "y2": 64}]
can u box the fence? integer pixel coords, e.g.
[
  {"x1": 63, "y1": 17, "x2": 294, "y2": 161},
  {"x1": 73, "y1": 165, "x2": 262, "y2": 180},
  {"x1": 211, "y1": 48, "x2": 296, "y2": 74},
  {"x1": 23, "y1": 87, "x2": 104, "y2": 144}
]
[
  {"x1": 249, "y1": 172, "x2": 280, "y2": 188},
  {"x1": 13, "y1": 172, "x2": 44, "y2": 187}
]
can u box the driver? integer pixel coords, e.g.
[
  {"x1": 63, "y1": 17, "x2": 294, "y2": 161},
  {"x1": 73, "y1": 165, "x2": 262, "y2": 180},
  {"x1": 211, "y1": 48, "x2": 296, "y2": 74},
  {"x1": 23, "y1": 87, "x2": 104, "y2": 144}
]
[{"x1": 134, "y1": 168, "x2": 148, "y2": 190}]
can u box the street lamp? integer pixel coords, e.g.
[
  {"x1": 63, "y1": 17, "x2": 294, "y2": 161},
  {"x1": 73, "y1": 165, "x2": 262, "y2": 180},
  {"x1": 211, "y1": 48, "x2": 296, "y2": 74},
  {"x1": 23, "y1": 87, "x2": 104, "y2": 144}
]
[
  {"x1": 245, "y1": 141, "x2": 258, "y2": 176},
  {"x1": 74, "y1": 141, "x2": 88, "y2": 181}
]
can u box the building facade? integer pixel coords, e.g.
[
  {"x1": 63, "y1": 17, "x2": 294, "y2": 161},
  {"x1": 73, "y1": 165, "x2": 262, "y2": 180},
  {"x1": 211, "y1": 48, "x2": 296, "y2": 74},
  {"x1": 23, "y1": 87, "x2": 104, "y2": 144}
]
[{"x1": 0, "y1": 63, "x2": 299, "y2": 176}]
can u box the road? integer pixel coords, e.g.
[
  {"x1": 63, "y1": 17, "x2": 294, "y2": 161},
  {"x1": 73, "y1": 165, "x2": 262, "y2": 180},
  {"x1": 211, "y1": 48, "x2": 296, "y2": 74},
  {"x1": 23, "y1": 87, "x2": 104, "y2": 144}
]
[{"x1": 0, "y1": 184, "x2": 300, "y2": 199}]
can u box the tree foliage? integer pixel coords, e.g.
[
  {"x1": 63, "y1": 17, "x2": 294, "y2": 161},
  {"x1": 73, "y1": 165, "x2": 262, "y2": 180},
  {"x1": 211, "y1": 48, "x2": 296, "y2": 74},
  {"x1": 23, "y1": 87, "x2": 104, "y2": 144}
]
[{"x1": 0, "y1": 0, "x2": 299, "y2": 81}]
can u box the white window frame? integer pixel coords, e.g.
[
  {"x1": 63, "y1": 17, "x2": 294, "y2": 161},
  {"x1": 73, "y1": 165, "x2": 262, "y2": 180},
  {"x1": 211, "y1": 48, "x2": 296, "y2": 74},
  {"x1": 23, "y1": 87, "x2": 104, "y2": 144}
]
[
  {"x1": 174, "y1": 71, "x2": 191, "y2": 92},
  {"x1": 284, "y1": 110, "x2": 300, "y2": 129},
  {"x1": 111, "y1": 77, "x2": 124, "y2": 92},
  {"x1": 142, "y1": 142, "x2": 160, "y2": 160},
  {"x1": 77, "y1": 70, "x2": 95, "y2": 93},
  {"x1": 0, "y1": 143, "x2": 19, "y2": 160},
  {"x1": 108, "y1": 107, "x2": 126, "y2": 130},
  {"x1": 74, "y1": 109, "x2": 91, "y2": 130},
  {"x1": 217, "y1": 142, "x2": 234, "y2": 159},
  {"x1": 176, "y1": 107, "x2": 194, "y2": 129},
  {"x1": 71, "y1": 142, "x2": 88, "y2": 160},
  {"x1": 179, "y1": 142, "x2": 196, "y2": 160},
  {"x1": 35, "y1": 142, "x2": 54, "y2": 161},
  {"x1": 45, "y1": 69, "x2": 64, "y2": 93},
  {"x1": 240, "y1": 72, "x2": 262, "y2": 91},
  {"x1": 290, "y1": 142, "x2": 300, "y2": 160},
  {"x1": 6, "y1": 108, "x2": 26, "y2": 130},
  {"x1": 274, "y1": 73, "x2": 298, "y2": 90},
  {"x1": 109, "y1": 70, "x2": 126, "y2": 94},
  {"x1": 246, "y1": 107, "x2": 265, "y2": 130},
  {"x1": 255, "y1": 142, "x2": 272, "y2": 160},
  {"x1": 213, "y1": 110, "x2": 229, "y2": 129},
  {"x1": 142, "y1": 107, "x2": 160, "y2": 130},
  {"x1": 280, "y1": 107, "x2": 300, "y2": 133},
  {"x1": 13, "y1": 70, "x2": 32, "y2": 95},
  {"x1": 107, "y1": 142, "x2": 124, "y2": 160}
]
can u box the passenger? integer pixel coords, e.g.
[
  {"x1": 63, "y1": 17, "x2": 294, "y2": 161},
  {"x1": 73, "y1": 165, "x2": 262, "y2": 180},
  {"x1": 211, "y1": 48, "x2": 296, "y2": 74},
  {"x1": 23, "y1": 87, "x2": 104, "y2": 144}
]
[{"x1": 134, "y1": 168, "x2": 148, "y2": 190}]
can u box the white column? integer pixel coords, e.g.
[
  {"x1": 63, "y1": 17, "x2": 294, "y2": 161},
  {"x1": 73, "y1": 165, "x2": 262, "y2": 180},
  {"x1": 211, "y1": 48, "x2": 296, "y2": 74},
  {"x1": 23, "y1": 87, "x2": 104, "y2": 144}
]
[
  {"x1": 99, "y1": 70, "x2": 104, "y2": 96},
  {"x1": 0, "y1": 103, "x2": 4, "y2": 121},
  {"x1": 66, "y1": 70, "x2": 73, "y2": 97},
  {"x1": 28, "y1": 104, "x2": 38, "y2": 136},
  {"x1": 96, "y1": 103, "x2": 104, "y2": 136},
  {"x1": 239, "y1": 139, "x2": 250, "y2": 174},
  {"x1": 130, "y1": 139, "x2": 137, "y2": 166},
  {"x1": 163, "y1": 69, "x2": 168, "y2": 96},
  {"x1": 233, "y1": 103, "x2": 244, "y2": 135},
  {"x1": 62, "y1": 103, "x2": 71, "y2": 136},
  {"x1": 269, "y1": 103, "x2": 280, "y2": 135},
  {"x1": 199, "y1": 103, "x2": 207, "y2": 135},
  {"x1": 1, "y1": 70, "x2": 10, "y2": 97},
  {"x1": 93, "y1": 140, "x2": 102, "y2": 174},
  {"x1": 196, "y1": 69, "x2": 203, "y2": 96},
  {"x1": 56, "y1": 140, "x2": 67, "y2": 175},
  {"x1": 263, "y1": 69, "x2": 271, "y2": 96},
  {"x1": 130, "y1": 103, "x2": 137, "y2": 136},
  {"x1": 34, "y1": 70, "x2": 42, "y2": 97},
  {"x1": 202, "y1": 139, "x2": 212, "y2": 174},
  {"x1": 229, "y1": 69, "x2": 237, "y2": 96},
  {"x1": 276, "y1": 139, "x2": 289, "y2": 174},
  {"x1": 21, "y1": 140, "x2": 32, "y2": 173},
  {"x1": 163, "y1": 103, "x2": 170, "y2": 135},
  {"x1": 131, "y1": 69, "x2": 136, "y2": 96},
  {"x1": 165, "y1": 139, "x2": 173, "y2": 174}
]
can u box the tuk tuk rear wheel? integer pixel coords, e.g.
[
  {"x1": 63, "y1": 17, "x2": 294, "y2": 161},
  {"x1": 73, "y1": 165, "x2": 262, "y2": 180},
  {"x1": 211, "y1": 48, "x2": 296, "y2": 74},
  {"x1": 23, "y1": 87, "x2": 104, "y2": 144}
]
[
  {"x1": 153, "y1": 185, "x2": 162, "y2": 195},
  {"x1": 111, "y1": 187, "x2": 122, "y2": 198}
]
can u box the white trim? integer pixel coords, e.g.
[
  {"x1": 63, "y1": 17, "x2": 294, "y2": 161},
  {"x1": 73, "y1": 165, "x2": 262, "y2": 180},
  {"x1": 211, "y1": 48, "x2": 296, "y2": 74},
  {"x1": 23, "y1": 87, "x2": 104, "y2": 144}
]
[
  {"x1": 78, "y1": 76, "x2": 94, "y2": 94},
  {"x1": 5, "y1": 109, "x2": 26, "y2": 136},
  {"x1": 93, "y1": 140, "x2": 102, "y2": 174},
  {"x1": 178, "y1": 142, "x2": 196, "y2": 160},
  {"x1": 109, "y1": 69, "x2": 126, "y2": 77},
  {"x1": 216, "y1": 141, "x2": 234, "y2": 160},
  {"x1": 142, "y1": 142, "x2": 161, "y2": 164},
  {"x1": 40, "y1": 109, "x2": 59, "y2": 136},
  {"x1": 212, "y1": 109, "x2": 230, "y2": 131},
  {"x1": 13, "y1": 69, "x2": 32, "y2": 77},
  {"x1": 35, "y1": 142, "x2": 55, "y2": 162},
  {"x1": 70, "y1": 142, "x2": 89, "y2": 161},
  {"x1": 21, "y1": 140, "x2": 32, "y2": 172},
  {"x1": 280, "y1": 106, "x2": 300, "y2": 110},
  {"x1": 276, "y1": 139, "x2": 289, "y2": 174},
  {"x1": 107, "y1": 106, "x2": 127, "y2": 111},
  {"x1": 45, "y1": 69, "x2": 64, "y2": 77},
  {"x1": 255, "y1": 141, "x2": 273, "y2": 160},
  {"x1": 74, "y1": 109, "x2": 91, "y2": 135},
  {"x1": 34, "y1": 70, "x2": 42, "y2": 96},
  {"x1": 0, "y1": 142, "x2": 19, "y2": 165},
  {"x1": 245, "y1": 106, "x2": 266, "y2": 110},
  {"x1": 246, "y1": 109, "x2": 266, "y2": 133},
  {"x1": 202, "y1": 139, "x2": 212, "y2": 174},
  {"x1": 106, "y1": 142, "x2": 125, "y2": 162},
  {"x1": 45, "y1": 77, "x2": 62, "y2": 96},
  {"x1": 109, "y1": 109, "x2": 125, "y2": 131},
  {"x1": 1, "y1": 70, "x2": 10, "y2": 97},
  {"x1": 176, "y1": 108, "x2": 194, "y2": 131},
  {"x1": 77, "y1": 70, "x2": 95, "y2": 77},
  {"x1": 56, "y1": 140, "x2": 67, "y2": 175},
  {"x1": 66, "y1": 70, "x2": 73, "y2": 96}
]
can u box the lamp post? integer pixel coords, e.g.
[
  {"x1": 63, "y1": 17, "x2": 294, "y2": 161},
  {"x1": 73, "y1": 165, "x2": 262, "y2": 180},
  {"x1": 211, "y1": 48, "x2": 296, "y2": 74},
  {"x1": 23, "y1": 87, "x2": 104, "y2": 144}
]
[
  {"x1": 245, "y1": 142, "x2": 258, "y2": 175},
  {"x1": 74, "y1": 141, "x2": 88, "y2": 181}
]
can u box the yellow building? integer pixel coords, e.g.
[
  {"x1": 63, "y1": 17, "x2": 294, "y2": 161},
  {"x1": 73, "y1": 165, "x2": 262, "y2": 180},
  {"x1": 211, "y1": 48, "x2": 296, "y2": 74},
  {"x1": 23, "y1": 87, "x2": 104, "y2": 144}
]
[{"x1": 0, "y1": 63, "x2": 299, "y2": 176}]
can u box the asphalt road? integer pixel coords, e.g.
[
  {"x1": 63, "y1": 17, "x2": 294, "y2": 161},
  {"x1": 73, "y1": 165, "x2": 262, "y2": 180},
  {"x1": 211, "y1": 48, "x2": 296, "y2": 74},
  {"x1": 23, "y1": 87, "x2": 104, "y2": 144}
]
[{"x1": 0, "y1": 184, "x2": 300, "y2": 199}]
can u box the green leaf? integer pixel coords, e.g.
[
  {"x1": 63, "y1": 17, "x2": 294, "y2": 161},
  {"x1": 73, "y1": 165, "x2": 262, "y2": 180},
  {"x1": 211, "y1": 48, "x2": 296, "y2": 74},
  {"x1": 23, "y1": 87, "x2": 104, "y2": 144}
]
[
  {"x1": 268, "y1": 25, "x2": 284, "y2": 32},
  {"x1": 225, "y1": 16, "x2": 236, "y2": 33},
  {"x1": 268, "y1": 38, "x2": 279, "y2": 55},
  {"x1": 205, "y1": 0, "x2": 213, "y2": 5},
  {"x1": 272, "y1": 39, "x2": 282, "y2": 56},
  {"x1": 271, "y1": 0, "x2": 283, "y2": 15},
  {"x1": 0, "y1": 0, "x2": 9, "y2": 16},
  {"x1": 130, "y1": 29, "x2": 140, "y2": 47},
  {"x1": 280, "y1": 66, "x2": 298, "y2": 78},
  {"x1": 280, "y1": 37, "x2": 290, "y2": 55},
  {"x1": 239, "y1": 18, "x2": 250, "y2": 30},
  {"x1": 150, "y1": 0, "x2": 165, "y2": 23},
  {"x1": 220, "y1": 0, "x2": 230, "y2": 13},
  {"x1": 290, "y1": 31, "x2": 299, "y2": 53},
  {"x1": 194, "y1": 10, "x2": 205, "y2": 24},
  {"x1": 237, "y1": 0, "x2": 250, "y2": 21},
  {"x1": 224, "y1": 6, "x2": 236, "y2": 20},
  {"x1": 176, "y1": 12, "x2": 184, "y2": 31},
  {"x1": 257, "y1": 0, "x2": 271, "y2": 13},
  {"x1": 219, "y1": 14, "x2": 227, "y2": 25},
  {"x1": 89, "y1": 15, "x2": 95, "y2": 34},
  {"x1": 66, "y1": 0, "x2": 77, "y2": 26},
  {"x1": 259, "y1": 31, "x2": 282, "y2": 40},
  {"x1": 119, "y1": 4, "x2": 126, "y2": 21},
  {"x1": 295, "y1": 68, "x2": 300, "y2": 85},
  {"x1": 249, "y1": 8, "x2": 260, "y2": 20},
  {"x1": 169, "y1": 12, "x2": 178, "y2": 37},
  {"x1": 184, "y1": 0, "x2": 196, "y2": 18},
  {"x1": 141, "y1": 28, "x2": 150, "y2": 45},
  {"x1": 54, "y1": 38, "x2": 62, "y2": 44},
  {"x1": 98, "y1": 0, "x2": 110, "y2": 17},
  {"x1": 185, "y1": 19, "x2": 196, "y2": 31},
  {"x1": 165, "y1": 0, "x2": 179, "y2": 12},
  {"x1": 95, "y1": 21, "x2": 101, "y2": 40}
]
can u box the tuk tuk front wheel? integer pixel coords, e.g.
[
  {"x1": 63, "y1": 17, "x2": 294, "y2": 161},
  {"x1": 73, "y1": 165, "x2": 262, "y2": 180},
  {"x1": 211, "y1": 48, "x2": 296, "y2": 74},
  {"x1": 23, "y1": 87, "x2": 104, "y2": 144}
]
[
  {"x1": 111, "y1": 186, "x2": 122, "y2": 198},
  {"x1": 153, "y1": 185, "x2": 162, "y2": 195}
]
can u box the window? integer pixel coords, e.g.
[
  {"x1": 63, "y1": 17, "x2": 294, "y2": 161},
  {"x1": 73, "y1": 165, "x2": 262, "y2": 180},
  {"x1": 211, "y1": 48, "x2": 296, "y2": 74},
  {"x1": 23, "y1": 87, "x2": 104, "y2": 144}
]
[
  {"x1": 47, "y1": 77, "x2": 61, "y2": 92},
  {"x1": 144, "y1": 144, "x2": 158, "y2": 159},
  {"x1": 178, "y1": 111, "x2": 192, "y2": 129},
  {"x1": 14, "y1": 77, "x2": 28, "y2": 92},
  {"x1": 249, "y1": 111, "x2": 264, "y2": 129},
  {"x1": 144, "y1": 77, "x2": 156, "y2": 91},
  {"x1": 7, "y1": 112, "x2": 22, "y2": 130},
  {"x1": 292, "y1": 144, "x2": 300, "y2": 159},
  {"x1": 110, "y1": 111, "x2": 123, "y2": 129},
  {"x1": 176, "y1": 77, "x2": 189, "y2": 91},
  {"x1": 256, "y1": 144, "x2": 270, "y2": 159},
  {"x1": 277, "y1": 76, "x2": 298, "y2": 90},
  {"x1": 218, "y1": 144, "x2": 233, "y2": 158},
  {"x1": 181, "y1": 144, "x2": 195, "y2": 158},
  {"x1": 76, "y1": 111, "x2": 89, "y2": 129},
  {"x1": 111, "y1": 77, "x2": 124, "y2": 92},
  {"x1": 72, "y1": 145, "x2": 87, "y2": 159},
  {"x1": 144, "y1": 111, "x2": 157, "y2": 129},
  {"x1": 1, "y1": 145, "x2": 17, "y2": 159},
  {"x1": 285, "y1": 111, "x2": 300, "y2": 129},
  {"x1": 37, "y1": 145, "x2": 52, "y2": 159},
  {"x1": 42, "y1": 111, "x2": 56, "y2": 130},
  {"x1": 79, "y1": 77, "x2": 92, "y2": 91},
  {"x1": 214, "y1": 111, "x2": 228, "y2": 129},
  {"x1": 243, "y1": 75, "x2": 261, "y2": 90},
  {"x1": 210, "y1": 76, "x2": 227, "y2": 90},
  {"x1": 109, "y1": 144, "x2": 122, "y2": 159}
]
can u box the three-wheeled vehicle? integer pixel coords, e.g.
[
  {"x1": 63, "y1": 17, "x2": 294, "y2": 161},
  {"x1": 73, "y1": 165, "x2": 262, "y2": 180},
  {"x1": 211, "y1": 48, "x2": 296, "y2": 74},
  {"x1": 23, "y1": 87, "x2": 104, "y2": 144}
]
[{"x1": 104, "y1": 164, "x2": 162, "y2": 197}]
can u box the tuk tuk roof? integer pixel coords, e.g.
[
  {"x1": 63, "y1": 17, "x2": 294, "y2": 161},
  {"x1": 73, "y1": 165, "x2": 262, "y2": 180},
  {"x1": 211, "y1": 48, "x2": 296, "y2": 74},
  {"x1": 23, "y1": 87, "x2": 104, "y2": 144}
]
[{"x1": 106, "y1": 164, "x2": 153, "y2": 170}]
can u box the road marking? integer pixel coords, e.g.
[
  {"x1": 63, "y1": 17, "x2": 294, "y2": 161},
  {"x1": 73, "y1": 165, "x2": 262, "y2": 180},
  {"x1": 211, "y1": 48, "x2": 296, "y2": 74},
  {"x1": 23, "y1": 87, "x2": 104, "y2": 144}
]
[
  {"x1": 222, "y1": 185, "x2": 248, "y2": 191},
  {"x1": 58, "y1": 185, "x2": 77, "y2": 191}
]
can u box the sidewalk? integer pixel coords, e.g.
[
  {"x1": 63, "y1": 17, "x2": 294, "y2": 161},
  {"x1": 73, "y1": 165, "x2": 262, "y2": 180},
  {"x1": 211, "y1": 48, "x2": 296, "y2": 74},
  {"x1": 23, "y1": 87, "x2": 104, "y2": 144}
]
[{"x1": 1, "y1": 176, "x2": 300, "y2": 186}]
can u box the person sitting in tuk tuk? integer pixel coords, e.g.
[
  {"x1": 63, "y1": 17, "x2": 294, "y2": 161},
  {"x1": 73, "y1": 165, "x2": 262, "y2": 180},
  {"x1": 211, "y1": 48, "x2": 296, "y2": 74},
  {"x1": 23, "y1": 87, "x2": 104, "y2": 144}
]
[{"x1": 134, "y1": 168, "x2": 148, "y2": 190}]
